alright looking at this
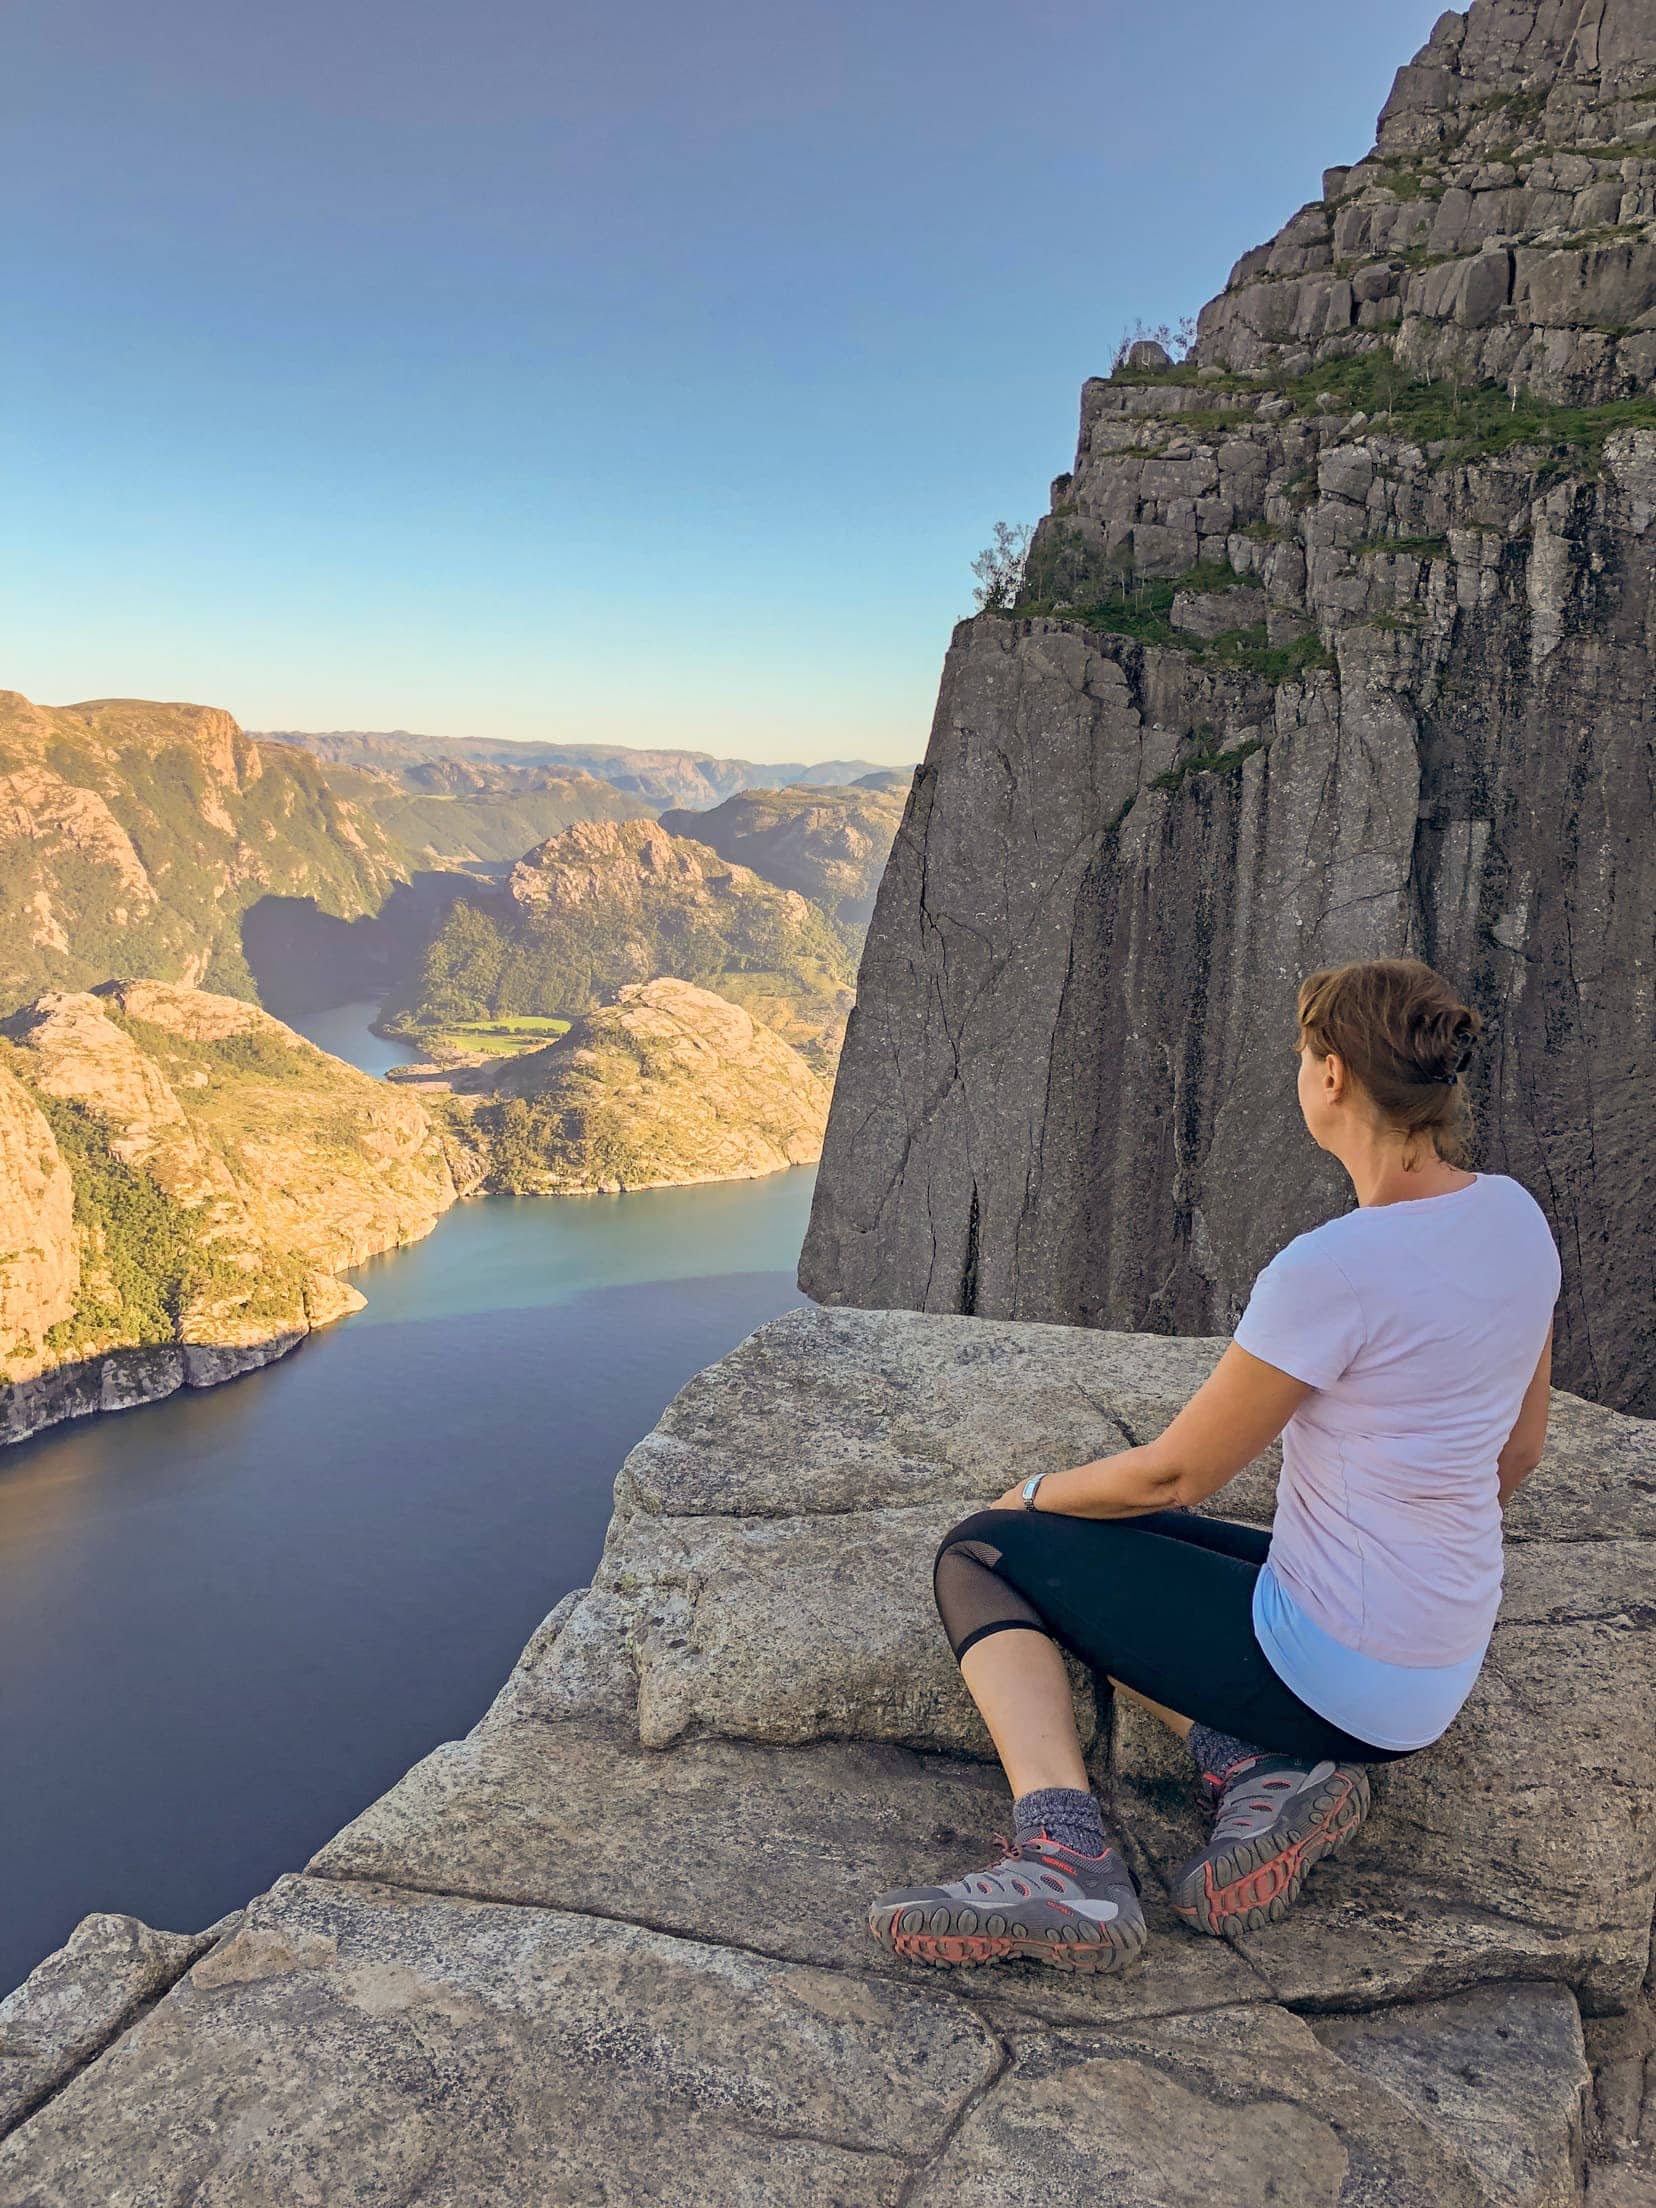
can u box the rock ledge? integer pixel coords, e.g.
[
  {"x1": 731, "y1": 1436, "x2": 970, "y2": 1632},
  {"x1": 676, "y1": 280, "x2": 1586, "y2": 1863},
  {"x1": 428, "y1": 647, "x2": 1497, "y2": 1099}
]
[{"x1": 1, "y1": 1303, "x2": 1650, "y2": 2205}]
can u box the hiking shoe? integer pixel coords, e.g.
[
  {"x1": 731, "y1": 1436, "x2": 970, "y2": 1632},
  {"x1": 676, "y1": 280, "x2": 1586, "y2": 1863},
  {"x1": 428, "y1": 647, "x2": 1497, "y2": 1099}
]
[
  {"x1": 868, "y1": 1831, "x2": 1147, "y2": 1974},
  {"x1": 1171, "y1": 1754, "x2": 1370, "y2": 1938}
]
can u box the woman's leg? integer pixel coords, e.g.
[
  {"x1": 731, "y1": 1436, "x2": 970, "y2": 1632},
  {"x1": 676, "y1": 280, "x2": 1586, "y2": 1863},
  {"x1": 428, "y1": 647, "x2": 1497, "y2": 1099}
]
[
  {"x1": 958, "y1": 1629, "x2": 1091, "y2": 1797},
  {"x1": 934, "y1": 1504, "x2": 1404, "y2": 1764},
  {"x1": 928, "y1": 1505, "x2": 1394, "y2": 1942}
]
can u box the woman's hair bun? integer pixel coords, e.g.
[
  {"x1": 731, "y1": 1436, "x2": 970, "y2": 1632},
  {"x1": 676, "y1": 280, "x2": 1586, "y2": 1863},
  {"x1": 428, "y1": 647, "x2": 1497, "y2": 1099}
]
[
  {"x1": 1409, "y1": 1003, "x2": 1478, "y2": 1084},
  {"x1": 1293, "y1": 959, "x2": 1482, "y2": 1164}
]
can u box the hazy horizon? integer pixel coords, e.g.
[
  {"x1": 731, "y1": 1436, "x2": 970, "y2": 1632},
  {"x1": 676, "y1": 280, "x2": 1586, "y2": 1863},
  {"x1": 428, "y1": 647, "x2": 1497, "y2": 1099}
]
[{"x1": 6, "y1": 0, "x2": 1445, "y2": 765}]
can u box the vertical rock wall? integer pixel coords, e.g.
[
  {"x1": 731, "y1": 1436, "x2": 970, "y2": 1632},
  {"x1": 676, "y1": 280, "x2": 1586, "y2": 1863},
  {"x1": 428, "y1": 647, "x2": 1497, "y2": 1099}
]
[{"x1": 801, "y1": 0, "x2": 1656, "y2": 1414}]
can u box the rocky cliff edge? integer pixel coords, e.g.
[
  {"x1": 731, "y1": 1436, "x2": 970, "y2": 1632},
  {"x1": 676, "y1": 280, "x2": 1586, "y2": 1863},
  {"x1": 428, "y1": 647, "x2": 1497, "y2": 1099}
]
[{"x1": 2, "y1": 1304, "x2": 1651, "y2": 2205}]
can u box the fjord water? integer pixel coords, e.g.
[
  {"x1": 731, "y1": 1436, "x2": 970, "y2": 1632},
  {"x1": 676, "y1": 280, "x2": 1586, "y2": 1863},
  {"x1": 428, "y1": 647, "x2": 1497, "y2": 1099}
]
[{"x1": 0, "y1": 1003, "x2": 813, "y2": 1994}]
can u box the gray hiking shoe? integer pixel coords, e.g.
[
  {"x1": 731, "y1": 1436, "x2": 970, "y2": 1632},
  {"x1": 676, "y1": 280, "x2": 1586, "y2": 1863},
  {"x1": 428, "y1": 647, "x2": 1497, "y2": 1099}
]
[
  {"x1": 1171, "y1": 1753, "x2": 1370, "y2": 1938},
  {"x1": 868, "y1": 1830, "x2": 1147, "y2": 1973}
]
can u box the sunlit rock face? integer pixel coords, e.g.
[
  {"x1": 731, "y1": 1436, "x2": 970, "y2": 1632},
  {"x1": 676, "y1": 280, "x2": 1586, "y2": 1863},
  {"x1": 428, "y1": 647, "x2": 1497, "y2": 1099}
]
[
  {"x1": 0, "y1": 982, "x2": 457, "y2": 1445},
  {"x1": 801, "y1": 0, "x2": 1656, "y2": 1416}
]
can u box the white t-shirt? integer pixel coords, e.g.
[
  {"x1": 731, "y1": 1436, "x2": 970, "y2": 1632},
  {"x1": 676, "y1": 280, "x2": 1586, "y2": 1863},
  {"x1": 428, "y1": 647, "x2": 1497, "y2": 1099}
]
[{"x1": 1232, "y1": 1171, "x2": 1560, "y2": 1740}]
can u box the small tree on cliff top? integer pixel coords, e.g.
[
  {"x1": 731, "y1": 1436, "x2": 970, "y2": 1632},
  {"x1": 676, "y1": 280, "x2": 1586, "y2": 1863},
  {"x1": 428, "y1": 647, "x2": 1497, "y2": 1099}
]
[
  {"x1": 1111, "y1": 313, "x2": 1197, "y2": 371},
  {"x1": 971, "y1": 520, "x2": 1033, "y2": 612}
]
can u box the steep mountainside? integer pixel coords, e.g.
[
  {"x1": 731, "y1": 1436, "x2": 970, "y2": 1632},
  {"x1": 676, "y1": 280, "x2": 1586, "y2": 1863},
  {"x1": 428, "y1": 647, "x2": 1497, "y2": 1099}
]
[
  {"x1": 0, "y1": 983, "x2": 457, "y2": 1445},
  {"x1": 449, "y1": 976, "x2": 832, "y2": 1193},
  {"x1": 268, "y1": 729, "x2": 896, "y2": 809},
  {"x1": 387, "y1": 819, "x2": 857, "y2": 1070},
  {"x1": 0, "y1": 694, "x2": 411, "y2": 1015},
  {"x1": 803, "y1": 0, "x2": 1656, "y2": 1415},
  {"x1": 658, "y1": 782, "x2": 907, "y2": 932},
  {"x1": 248, "y1": 730, "x2": 655, "y2": 864}
]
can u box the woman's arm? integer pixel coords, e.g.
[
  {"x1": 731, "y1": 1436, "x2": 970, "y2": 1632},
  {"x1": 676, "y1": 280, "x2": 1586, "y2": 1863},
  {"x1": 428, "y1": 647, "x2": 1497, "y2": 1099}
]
[
  {"x1": 1497, "y1": 1321, "x2": 1553, "y2": 1506},
  {"x1": 994, "y1": 1343, "x2": 1315, "y2": 1517}
]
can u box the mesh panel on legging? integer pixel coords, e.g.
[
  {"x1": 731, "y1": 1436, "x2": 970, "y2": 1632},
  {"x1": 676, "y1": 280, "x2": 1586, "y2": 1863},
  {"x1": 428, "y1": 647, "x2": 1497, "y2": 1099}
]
[{"x1": 933, "y1": 1522, "x2": 1055, "y2": 1663}]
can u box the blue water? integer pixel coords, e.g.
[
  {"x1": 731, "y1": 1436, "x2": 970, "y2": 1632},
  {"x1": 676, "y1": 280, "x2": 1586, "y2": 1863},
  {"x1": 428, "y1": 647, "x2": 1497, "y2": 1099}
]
[
  {"x1": 0, "y1": 1002, "x2": 815, "y2": 1993},
  {"x1": 283, "y1": 997, "x2": 422, "y2": 1077}
]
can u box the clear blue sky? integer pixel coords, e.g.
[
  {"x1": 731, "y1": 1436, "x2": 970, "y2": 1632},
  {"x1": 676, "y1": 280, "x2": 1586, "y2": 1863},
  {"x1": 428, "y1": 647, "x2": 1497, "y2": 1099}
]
[{"x1": 4, "y1": 0, "x2": 1444, "y2": 765}]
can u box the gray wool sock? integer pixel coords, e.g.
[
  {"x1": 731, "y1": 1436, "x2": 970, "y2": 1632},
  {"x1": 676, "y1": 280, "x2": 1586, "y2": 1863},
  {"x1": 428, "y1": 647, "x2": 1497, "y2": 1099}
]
[
  {"x1": 1012, "y1": 1785, "x2": 1108, "y2": 1857},
  {"x1": 1187, "y1": 1722, "x2": 1268, "y2": 1782}
]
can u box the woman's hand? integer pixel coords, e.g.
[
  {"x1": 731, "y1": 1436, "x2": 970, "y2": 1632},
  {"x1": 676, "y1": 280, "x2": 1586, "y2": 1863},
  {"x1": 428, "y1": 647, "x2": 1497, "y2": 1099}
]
[{"x1": 985, "y1": 1344, "x2": 1315, "y2": 1520}]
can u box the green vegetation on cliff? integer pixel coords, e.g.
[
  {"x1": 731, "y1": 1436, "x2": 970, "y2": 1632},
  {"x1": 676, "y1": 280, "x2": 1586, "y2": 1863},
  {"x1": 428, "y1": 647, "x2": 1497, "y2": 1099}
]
[
  {"x1": 23, "y1": 1084, "x2": 212, "y2": 1351},
  {"x1": 0, "y1": 984, "x2": 457, "y2": 1437},
  {"x1": 1101, "y1": 345, "x2": 1656, "y2": 467}
]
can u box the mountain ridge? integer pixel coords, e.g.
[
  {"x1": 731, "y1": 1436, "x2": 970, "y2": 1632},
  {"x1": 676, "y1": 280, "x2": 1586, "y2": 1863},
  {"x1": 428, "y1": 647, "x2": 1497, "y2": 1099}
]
[
  {"x1": 0, "y1": 692, "x2": 411, "y2": 1016},
  {"x1": 260, "y1": 728, "x2": 902, "y2": 810}
]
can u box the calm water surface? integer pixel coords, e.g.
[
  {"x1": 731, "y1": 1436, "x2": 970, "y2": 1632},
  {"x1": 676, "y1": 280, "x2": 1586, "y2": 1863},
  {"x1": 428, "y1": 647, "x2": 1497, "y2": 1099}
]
[{"x1": 0, "y1": 1002, "x2": 813, "y2": 1992}]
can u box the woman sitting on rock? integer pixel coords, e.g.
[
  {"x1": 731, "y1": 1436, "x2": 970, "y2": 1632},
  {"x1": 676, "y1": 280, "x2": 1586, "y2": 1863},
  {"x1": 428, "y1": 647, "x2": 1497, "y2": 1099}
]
[{"x1": 869, "y1": 956, "x2": 1561, "y2": 1971}]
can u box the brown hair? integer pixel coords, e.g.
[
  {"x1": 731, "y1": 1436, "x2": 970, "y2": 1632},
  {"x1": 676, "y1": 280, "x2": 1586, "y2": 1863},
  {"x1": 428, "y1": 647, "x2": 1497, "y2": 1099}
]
[{"x1": 1294, "y1": 957, "x2": 1481, "y2": 1170}]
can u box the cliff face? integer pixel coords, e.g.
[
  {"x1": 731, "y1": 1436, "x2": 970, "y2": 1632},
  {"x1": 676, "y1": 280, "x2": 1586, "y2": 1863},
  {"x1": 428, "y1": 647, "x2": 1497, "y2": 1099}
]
[
  {"x1": 0, "y1": 983, "x2": 457, "y2": 1446},
  {"x1": 799, "y1": 0, "x2": 1656, "y2": 1416},
  {"x1": 0, "y1": 693, "x2": 412, "y2": 1014}
]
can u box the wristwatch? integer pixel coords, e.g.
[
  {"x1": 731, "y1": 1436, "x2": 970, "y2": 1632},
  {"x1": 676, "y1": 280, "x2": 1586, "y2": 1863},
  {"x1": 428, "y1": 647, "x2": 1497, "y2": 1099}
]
[{"x1": 1020, "y1": 1472, "x2": 1049, "y2": 1511}]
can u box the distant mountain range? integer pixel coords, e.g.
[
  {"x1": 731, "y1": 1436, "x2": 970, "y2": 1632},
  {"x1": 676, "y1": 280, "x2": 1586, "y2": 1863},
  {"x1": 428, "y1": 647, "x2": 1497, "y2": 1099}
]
[
  {"x1": 659, "y1": 782, "x2": 907, "y2": 932},
  {"x1": 258, "y1": 729, "x2": 905, "y2": 812},
  {"x1": 0, "y1": 690, "x2": 912, "y2": 1024}
]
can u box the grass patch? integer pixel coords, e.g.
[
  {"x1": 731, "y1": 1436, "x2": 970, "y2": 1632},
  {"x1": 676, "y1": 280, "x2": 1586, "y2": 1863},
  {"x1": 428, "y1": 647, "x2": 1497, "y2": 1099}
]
[
  {"x1": 1356, "y1": 535, "x2": 1449, "y2": 558},
  {"x1": 1013, "y1": 559, "x2": 1251, "y2": 645},
  {"x1": 425, "y1": 1015, "x2": 573, "y2": 1059},
  {"x1": 1150, "y1": 729, "x2": 1266, "y2": 793},
  {"x1": 1268, "y1": 347, "x2": 1656, "y2": 464},
  {"x1": 1205, "y1": 627, "x2": 1337, "y2": 679},
  {"x1": 1009, "y1": 564, "x2": 1334, "y2": 683}
]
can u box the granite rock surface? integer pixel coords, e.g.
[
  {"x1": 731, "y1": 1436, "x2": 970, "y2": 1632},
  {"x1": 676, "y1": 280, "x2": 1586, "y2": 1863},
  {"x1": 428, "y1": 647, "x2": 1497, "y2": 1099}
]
[{"x1": 3, "y1": 1303, "x2": 1651, "y2": 2204}]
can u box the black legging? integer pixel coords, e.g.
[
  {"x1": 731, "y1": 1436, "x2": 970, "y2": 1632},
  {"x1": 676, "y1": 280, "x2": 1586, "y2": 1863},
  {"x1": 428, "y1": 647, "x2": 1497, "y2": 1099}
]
[{"x1": 934, "y1": 1506, "x2": 1416, "y2": 1765}]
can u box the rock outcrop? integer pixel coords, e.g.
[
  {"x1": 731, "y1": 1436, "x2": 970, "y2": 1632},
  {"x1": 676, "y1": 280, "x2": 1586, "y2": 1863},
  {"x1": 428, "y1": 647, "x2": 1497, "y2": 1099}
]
[
  {"x1": 388, "y1": 817, "x2": 857, "y2": 1071},
  {"x1": 799, "y1": 0, "x2": 1656, "y2": 1417},
  {"x1": 0, "y1": 693, "x2": 411, "y2": 1015},
  {"x1": 1, "y1": 1302, "x2": 1650, "y2": 2202},
  {"x1": 0, "y1": 983, "x2": 458, "y2": 1445},
  {"x1": 450, "y1": 976, "x2": 833, "y2": 1193},
  {"x1": 658, "y1": 780, "x2": 907, "y2": 933}
]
